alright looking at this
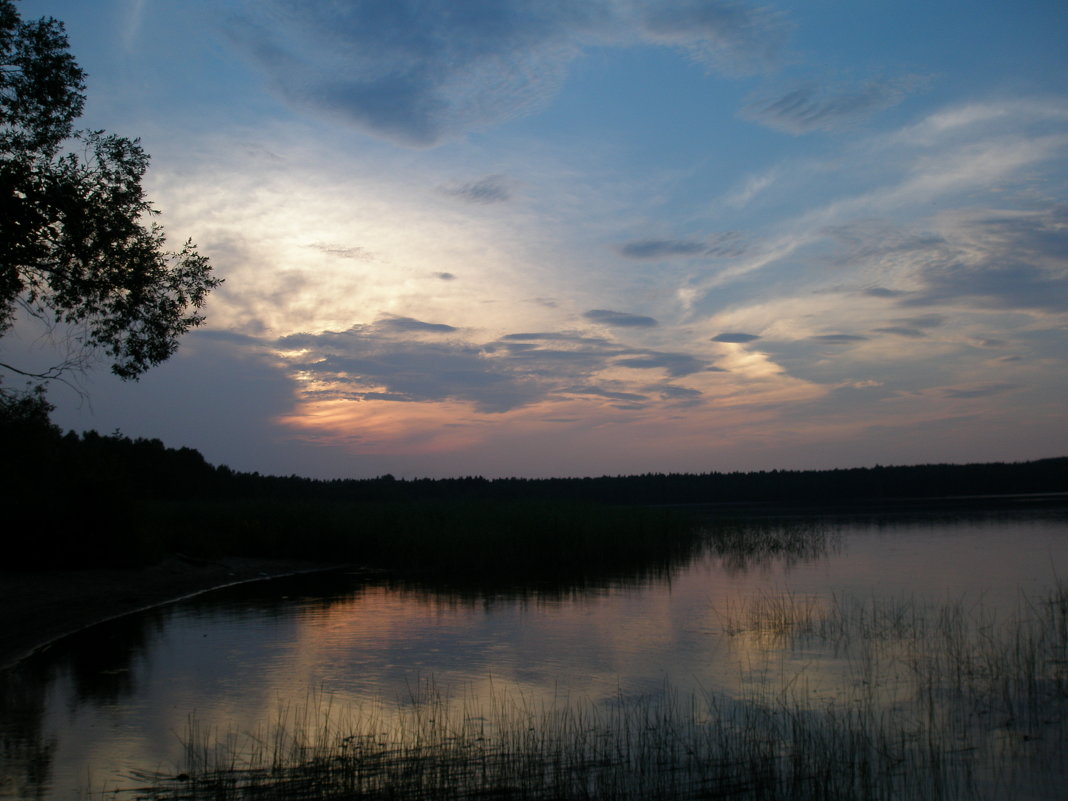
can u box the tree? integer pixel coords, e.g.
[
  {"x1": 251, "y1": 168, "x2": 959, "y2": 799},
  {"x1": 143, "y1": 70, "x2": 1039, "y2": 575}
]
[{"x1": 0, "y1": 0, "x2": 219, "y2": 392}]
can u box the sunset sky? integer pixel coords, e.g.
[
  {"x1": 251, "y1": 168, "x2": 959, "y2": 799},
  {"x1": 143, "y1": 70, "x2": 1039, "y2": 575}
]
[{"x1": 8, "y1": 0, "x2": 1067, "y2": 479}]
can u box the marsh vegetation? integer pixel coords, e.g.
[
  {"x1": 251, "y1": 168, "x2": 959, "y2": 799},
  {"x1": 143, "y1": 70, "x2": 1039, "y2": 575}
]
[{"x1": 121, "y1": 568, "x2": 1068, "y2": 800}]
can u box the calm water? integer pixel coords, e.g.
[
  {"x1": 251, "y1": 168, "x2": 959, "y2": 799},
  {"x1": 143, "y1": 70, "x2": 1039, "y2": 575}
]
[{"x1": 2, "y1": 510, "x2": 1067, "y2": 799}]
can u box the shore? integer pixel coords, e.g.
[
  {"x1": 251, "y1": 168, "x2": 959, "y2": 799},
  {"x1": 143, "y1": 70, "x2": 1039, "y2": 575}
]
[{"x1": 0, "y1": 556, "x2": 339, "y2": 670}]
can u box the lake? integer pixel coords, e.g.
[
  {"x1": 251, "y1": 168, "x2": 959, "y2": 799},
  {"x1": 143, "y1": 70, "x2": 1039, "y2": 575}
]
[{"x1": 2, "y1": 507, "x2": 1067, "y2": 800}]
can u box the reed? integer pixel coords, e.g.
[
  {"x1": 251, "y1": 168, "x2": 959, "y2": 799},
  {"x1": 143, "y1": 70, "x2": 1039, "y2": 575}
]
[
  {"x1": 123, "y1": 582, "x2": 1068, "y2": 801},
  {"x1": 705, "y1": 518, "x2": 840, "y2": 573}
]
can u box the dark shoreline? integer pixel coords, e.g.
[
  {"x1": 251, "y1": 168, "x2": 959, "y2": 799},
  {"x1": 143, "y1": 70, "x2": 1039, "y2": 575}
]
[
  {"x1": 0, "y1": 557, "x2": 343, "y2": 671},
  {"x1": 677, "y1": 490, "x2": 1068, "y2": 519}
]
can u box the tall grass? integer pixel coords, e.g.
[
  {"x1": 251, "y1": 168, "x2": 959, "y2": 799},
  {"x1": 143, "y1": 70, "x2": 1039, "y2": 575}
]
[
  {"x1": 705, "y1": 518, "x2": 840, "y2": 574},
  {"x1": 124, "y1": 582, "x2": 1068, "y2": 801}
]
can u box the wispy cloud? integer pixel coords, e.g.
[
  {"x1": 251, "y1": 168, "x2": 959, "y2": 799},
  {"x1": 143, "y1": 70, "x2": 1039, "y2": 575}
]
[
  {"x1": 725, "y1": 167, "x2": 778, "y2": 208},
  {"x1": 940, "y1": 382, "x2": 1020, "y2": 399},
  {"x1": 121, "y1": 0, "x2": 147, "y2": 50},
  {"x1": 614, "y1": 351, "x2": 707, "y2": 376},
  {"x1": 584, "y1": 309, "x2": 659, "y2": 327},
  {"x1": 376, "y1": 316, "x2": 459, "y2": 334},
  {"x1": 872, "y1": 326, "x2": 926, "y2": 338},
  {"x1": 224, "y1": 0, "x2": 792, "y2": 146},
  {"x1": 742, "y1": 78, "x2": 916, "y2": 133},
  {"x1": 440, "y1": 174, "x2": 512, "y2": 204},
  {"x1": 225, "y1": 0, "x2": 596, "y2": 146},
  {"x1": 638, "y1": 0, "x2": 788, "y2": 74},
  {"x1": 831, "y1": 208, "x2": 1068, "y2": 313},
  {"x1": 691, "y1": 98, "x2": 1068, "y2": 301},
  {"x1": 810, "y1": 334, "x2": 869, "y2": 344},
  {"x1": 711, "y1": 332, "x2": 761, "y2": 343},
  {"x1": 619, "y1": 239, "x2": 707, "y2": 259},
  {"x1": 310, "y1": 243, "x2": 374, "y2": 261},
  {"x1": 865, "y1": 288, "x2": 909, "y2": 299},
  {"x1": 618, "y1": 232, "x2": 744, "y2": 260}
]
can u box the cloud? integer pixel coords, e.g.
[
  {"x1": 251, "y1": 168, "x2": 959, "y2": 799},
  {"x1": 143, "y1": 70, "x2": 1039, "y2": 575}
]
[
  {"x1": 899, "y1": 314, "x2": 944, "y2": 329},
  {"x1": 685, "y1": 100, "x2": 1068, "y2": 302},
  {"x1": 619, "y1": 239, "x2": 707, "y2": 259},
  {"x1": 565, "y1": 384, "x2": 649, "y2": 403},
  {"x1": 742, "y1": 78, "x2": 914, "y2": 133},
  {"x1": 648, "y1": 384, "x2": 703, "y2": 406},
  {"x1": 224, "y1": 0, "x2": 791, "y2": 146},
  {"x1": 825, "y1": 220, "x2": 945, "y2": 265},
  {"x1": 725, "y1": 168, "x2": 777, "y2": 208},
  {"x1": 492, "y1": 343, "x2": 621, "y2": 371},
  {"x1": 711, "y1": 332, "x2": 761, "y2": 343},
  {"x1": 273, "y1": 323, "x2": 709, "y2": 415},
  {"x1": 225, "y1": 0, "x2": 598, "y2": 146},
  {"x1": 827, "y1": 206, "x2": 1068, "y2": 315},
  {"x1": 584, "y1": 309, "x2": 659, "y2": 327},
  {"x1": 905, "y1": 262, "x2": 1068, "y2": 312},
  {"x1": 277, "y1": 328, "x2": 543, "y2": 413},
  {"x1": 311, "y1": 243, "x2": 374, "y2": 261},
  {"x1": 440, "y1": 174, "x2": 512, "y2": 204},
  {"x1": 434, "y1": 272, "x2": 457, "y2": 281},
  {"x1": 864, "y1": 209, "x2": 1068, "y2": 312},
  {"x1": 872, "y1": 326, "x2": 926, "y2": 338},
  {"x1": 618, "y1": 232, "x2": 744, "y2": 260},
  {"x1": 865, "y1": 287, "x2": 909, "y2": 299},
  {"x1": 810, "y1": 334, "x2": 868, "y2": 344},
  {"x1": 614, "y1": 351, "x2": 706, "y2": 376},
  {"x1": 940, "y1": 382, "x2": 1020, "y2": 399},
  {"x1": 377, "y1": 316, "x2": 458, "y2": 334},
  {"x1": 871, "y1": 315, "x2": 942, "y2": 338},
  {"x1": 502, "y1": 332, "x2": 613, "y2": 343},
  {"x1": 639, "y1": 0, "x2": 788, "y2": 74}
]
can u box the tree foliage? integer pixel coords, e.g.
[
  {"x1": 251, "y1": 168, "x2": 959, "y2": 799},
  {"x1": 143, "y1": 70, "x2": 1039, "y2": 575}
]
[{"x1": 0, "y1": 0, "x2": 219, "y2": 385}]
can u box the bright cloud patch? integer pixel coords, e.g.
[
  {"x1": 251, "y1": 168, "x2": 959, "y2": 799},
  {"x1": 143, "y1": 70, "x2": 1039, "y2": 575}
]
[{"x1": 273, "y1": 322, "x2": 716, "y2": 416}]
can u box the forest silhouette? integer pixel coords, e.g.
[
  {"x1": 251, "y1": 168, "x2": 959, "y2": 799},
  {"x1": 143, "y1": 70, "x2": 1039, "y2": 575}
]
[{"x1": 3, "y1": 402, "x2": 1064, "y2": 572}]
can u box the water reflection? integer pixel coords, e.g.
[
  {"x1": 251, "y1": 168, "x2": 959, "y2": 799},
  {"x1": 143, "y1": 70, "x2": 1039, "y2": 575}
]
[
  {"x1": 0, "y1": 520, "x2": 738, "y2": 800},
  {"x1": 2, "y1": 512, "x2": 1065, "y2": 800}
]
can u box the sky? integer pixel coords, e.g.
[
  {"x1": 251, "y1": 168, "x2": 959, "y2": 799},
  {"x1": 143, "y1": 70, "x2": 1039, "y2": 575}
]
[{"x1": 6, "y1": 0, "x2": 1068, "y2": 479}]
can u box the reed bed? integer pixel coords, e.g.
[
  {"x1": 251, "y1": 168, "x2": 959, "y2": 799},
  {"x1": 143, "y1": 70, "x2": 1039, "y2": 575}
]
[
  {"x1": 121, "y1": 581, "x2": 1068, "y2": 801},
  {"x1": 704, "y1": 519, "x2": 840, "y2": 573}
]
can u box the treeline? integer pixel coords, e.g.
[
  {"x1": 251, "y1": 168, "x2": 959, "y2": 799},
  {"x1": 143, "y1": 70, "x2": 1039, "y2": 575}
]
[
  {"x1": 0, "y1": 410, "x2": 695, "y2": 571},
  {"x1": 274, "y1": 460, "x2": 1068, "y2": 506},
  {"x1": 4, "y1": 408, "x2": 1065, "y2": 508},
  {"x1": 2, "y1": 405, "x2": 1065, "y2": 570}
]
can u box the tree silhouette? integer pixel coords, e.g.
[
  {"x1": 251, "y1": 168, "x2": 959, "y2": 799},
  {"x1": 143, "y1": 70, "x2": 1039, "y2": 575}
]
[{"x1": 0, "y1": 0, "x2": 219, "y2": 393}]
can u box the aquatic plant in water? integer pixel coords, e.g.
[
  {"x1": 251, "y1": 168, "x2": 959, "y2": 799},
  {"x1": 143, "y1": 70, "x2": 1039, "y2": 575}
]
[{"x1": 117, "y1": 581, "x2": 1068, "y2": 800}]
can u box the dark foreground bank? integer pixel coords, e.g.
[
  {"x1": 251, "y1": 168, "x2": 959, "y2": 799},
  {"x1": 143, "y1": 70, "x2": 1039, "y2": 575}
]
[{"x1": 0, "y1": 557, "x2": 339, "y2": 669}]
